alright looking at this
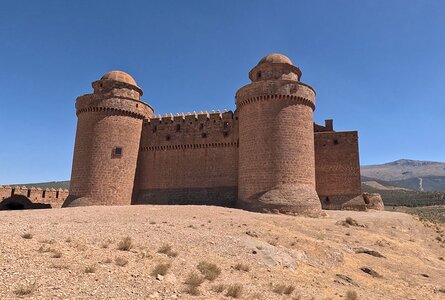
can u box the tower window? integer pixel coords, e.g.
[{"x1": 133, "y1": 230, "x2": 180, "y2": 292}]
[
  {"x1": 166, "y1": 134, "x2": 171, "y2": 141},
  {"x1": 257, "y1": 71, "x2": 262, "y2": 80},
  {"x1": 27, "y1": 189, "x2": 31, "y2": 198},
  {"x1": 334, "y1": 139, "x2": 339, "y2": 145},
  {"x1": 176, "y1": 124, "x2": 181, "y2": 131},
  {"x1": 202, "y1": 133, "x2": 207, "y2": 138},
  {"x1": 112, "y1": 147, "x2": 123, "y2": 158}
]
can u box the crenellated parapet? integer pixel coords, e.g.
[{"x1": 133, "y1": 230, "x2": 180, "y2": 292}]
[
  {"x1": 0, "y1": 185, "x2": 69, "y2": 208},
  {"x1": 140, "y1": 110, "x2": 238, "y2": 150}
]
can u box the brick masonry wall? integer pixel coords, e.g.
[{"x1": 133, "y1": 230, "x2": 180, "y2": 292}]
[
  {"x1": 134, "y1": 111, "x2": 238, "y2": 206},
  {"x1": 0, "y1": 186, "x2": 68, "y2": 208},
  {"x1": 314, "y1": 131, "x2": 362, "y2": 209}
]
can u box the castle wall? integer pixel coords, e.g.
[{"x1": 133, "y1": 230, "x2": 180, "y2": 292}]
[
  {"x1": 314, "y1": 131, "x2": 362, "y2": 209},
  {"x1": 0, "y1": 186, "x2": 68, "y2": 209},
  {"x1": 134, "y1": 111, "x2": 238, "y2": 206}
]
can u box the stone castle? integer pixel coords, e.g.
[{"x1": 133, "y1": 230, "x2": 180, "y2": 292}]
[{"x1": 1, "y1": 53, "x2": 373, "y2": 214}]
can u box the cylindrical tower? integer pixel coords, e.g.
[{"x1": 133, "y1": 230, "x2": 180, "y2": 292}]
[
  {"x1": 64, "y1": 71, "x2": 154, "y2": 207},
  {"x1": 236, "y1": 54, "x2": 321, "y2": 215}
]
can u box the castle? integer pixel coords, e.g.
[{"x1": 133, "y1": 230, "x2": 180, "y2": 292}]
[{"x1": 0, "y1": 53, "x2": 368, "y2": 214}]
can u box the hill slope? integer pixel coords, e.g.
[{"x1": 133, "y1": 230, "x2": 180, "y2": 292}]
[{"x1": 0, "y1": 205, "x2": 444, "y2": 299}]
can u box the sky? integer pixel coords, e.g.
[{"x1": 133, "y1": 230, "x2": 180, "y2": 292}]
[{"x1": 0, "y1": 0, "x2": 444, "y2": 184}]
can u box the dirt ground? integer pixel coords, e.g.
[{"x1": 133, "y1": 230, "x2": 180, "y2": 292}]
[{"x1": 0, "y1": 205, "x2": 444, "y2": 299}]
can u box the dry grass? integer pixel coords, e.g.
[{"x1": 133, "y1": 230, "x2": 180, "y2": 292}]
[
  {"x1": 151, "y1": 263, "x2": 171, "y2": 276},
  {"x1": 13, "y1": 282, "x2": 36, "y2": 296},
  {"x1": 234, "y1": 263, "x2": 250, "y2": 272},
  {"x1": 40, "y1": 239, "x2": 55, "y2": 244},
  {"x1": 21, "y1": 233, "x2": 33, "y2": 239},
  {"x1": 345, "y1": 290, "x2": 358, "y2": 300},
  {"x1": 84, "y1": 265, "x2": 96, "y2": 273},
  {"x1": 184, "y1": 272, "x2": 205, "y2": 295},
  {"x1": 197, "y1": 261, "x2": 221, "y2": 281},
  {"x1": 272, "y1": 284, "x2": 295, "y2": 295},
  {"x1": 117, "y1": 236, "x2": 133, "y2": 251},
  {"x1": 157, "y1": 244, "x2": 178, "y2": 257},
  {"x1": 114, "y1": 257, "x2": 128, "y2": 267},
  {"x1": 225, "y1": 283, "x2": 243, "y2": 298}
]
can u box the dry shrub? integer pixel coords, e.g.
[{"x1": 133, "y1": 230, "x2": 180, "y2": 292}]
[
  {"x1": 212, "y1": 284, "x2": 225, "y2": 293},
  {"x1": 346, "y1": 290, "x2": 358, "y2": 300},
  {"x1": 114, "y1": 257, "x2": 128, "y2": 267},
  {"x1": 102, "y1": 258, "x2": 112, "y2": 264},
  {"x1": 101, "y1": 239, "x2": 112, "y2": 249},
  {"x1": 50, "y1": 263, "x2": 69, "y2": 270},
  {"x1": 273, "y1": 284, "x2": 295, "y2": 295},
  {"x1": 151, "y1": 263, "x2": 171, "y2": 276},
  {"x1": 51, "y1": 251, "x2": 62, "y2": 258},
  {"x1": 226, "y1": 284, "x2": 243, "y2": 298},
  {"x1": 84, "y1": 265, "x2": 96, "y2": 273},
  {"x1": 157, "y1": 244, "x2": 178, "y2": 257},
  {"x1": 65, "y1": 237, "x2": 72, "y2": 243},
  {"x1": 197, "y1": 261, "x2": 221, "y2": 281},
  {"x1": 184, "y1": 272, "x2": 205, "y2": 296},
  {"x1": 117, "y1": 237, "x2": 133, "y2": 251},
  {"x1": 234, "y1": 263, "x2": 250, "y2": 272},
  {"x1": 14, "y1": 282, "x2": 36, "y2": 296},
  {"x1": 21, "y1": 233, "x2": 33, "y2": 239},
  {"x1": 40, "y1": 239, "x2": 55, "y2": 244}
]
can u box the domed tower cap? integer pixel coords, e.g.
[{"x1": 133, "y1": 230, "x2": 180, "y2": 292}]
[
  {"x1": 257, "y1": 53, "x2": 294, "y2": 65},
  {"x1": 101, "y1": 70, "x2": 138, "y2": 87},
  {"x1": 249, "y1": 53, "x2": 302, "y2": 82}
]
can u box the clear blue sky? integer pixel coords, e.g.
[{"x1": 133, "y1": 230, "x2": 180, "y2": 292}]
[{"x1": 0, "y1": 0, "x2": 444, "y2": 184}]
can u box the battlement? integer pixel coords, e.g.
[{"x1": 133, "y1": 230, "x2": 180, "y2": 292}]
[
  {"x1": 0, "y1": 185, "x2": 69, "y2": 209},
  {"x1": 140, "y1": 109, "x2": 238, "y2": 150}
]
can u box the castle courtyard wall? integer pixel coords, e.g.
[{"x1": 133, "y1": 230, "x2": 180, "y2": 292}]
[{"x1": 134, "y1": 111, "x2": 239, "y2": 206}]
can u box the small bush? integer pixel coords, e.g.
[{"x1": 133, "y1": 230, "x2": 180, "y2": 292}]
[
  {"x1": 345, "y1": 217, "x2": 359, "y2": 226},
  {"x1": 345, "y1": 290, "x2": 358, "y2": 300},
  {"x1": 117, "y1": 237, "x2": 133, "y2": 251},
  {"x1": 151, "y1": 263, "x2": 171, "y2": 276},
  {"x1": 102, "y1": 258, "x2": 112, "y2": 264},
  {"x1": 13, "y1": 283, "x2": 36, "y2": 296},
  {"x1": 40, "y1": 239, "x2": 55, "y2": 244},
  {"x1": 84, "y1": 266, "x2": 96, "y2": 273},
  {"x1": 273, "y1": 284, "x2": 295, "y2": 295},
  {"x1": 226, "y1": 284, "x2": 243, "y2": 298},
  {"x1": 184, "y1": 272, "x2": 205, "y2": 296},
  {"x1": 197, "y1": 261, "x2": 221, "y2": 281},
  {"x1": 51, "y1": 251, "x2": 62, "y2": 258},
  {"x1": 114, "y1": 257, "x2": 128, "y2": 267},
  {"x1": 157, "y1": 244, "x2": 178, "y2": 257},
  {"x1": 234, "y1": 263, "x2": 250, "y2": 272},
  {"x1": 21, "y1": 233, "x2": 33, "y2": 239},
  {"x1": 212, "y1": 284, "x2": 225, "y2": 293},
  {"x1": 101, "y1": 239, "x2": 112, "y2": 249}
]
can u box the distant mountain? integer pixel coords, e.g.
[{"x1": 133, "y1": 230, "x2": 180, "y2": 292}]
[{"x1": 361, "y1": 159, "x2": 445, "y2": 192}]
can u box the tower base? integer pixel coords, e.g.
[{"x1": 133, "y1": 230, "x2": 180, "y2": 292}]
[{"x1": 238, "y1": 184, "x2": 322, "y2": 216}]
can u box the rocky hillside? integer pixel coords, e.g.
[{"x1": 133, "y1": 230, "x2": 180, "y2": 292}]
[
  {"x1": 361, "y1": 159, "x2": 445, "y2": 192},
  {"x1": 0, "y1": 205, "x2": 444, "y2": 299}
]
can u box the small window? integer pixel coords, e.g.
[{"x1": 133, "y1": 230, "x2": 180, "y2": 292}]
[
  {"x1": 42, "y1": 190, "x2": 46, "y2": 198},
  {"x1": 27, "y1": 189, "x2": 31, "y2": 198},
  {"x1": 257, "y1": 71, "x2": 262, "y2": 80},
  {"x1": 112, "y1": 147, "x2": 123, "y2": 158},
  {"x1": 202, "y1": 132, "x2": 207, "y2": 138},
  {"x1": 11, "y1": 188, "x2": 15, "y2": 197},
  {"x1": 56, "y1": 191, "x2": 59, "y2": 199},
  {"x1": 176, "y1": 124, "x2": 181, "y2": 131},
  {"x1": 199, "y1": 123, "x2": 204, "y2": 130},
  {"x1": 334, "y1": 139, "x2": 339, "y2": 145},
  {"x1": 166, "y1": 134, "x2": 171, "y2": 141}
]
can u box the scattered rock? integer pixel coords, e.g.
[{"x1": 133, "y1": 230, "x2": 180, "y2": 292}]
[
  {"x1": 355, "y1": 247, "x2": 385, "y2": 258},
  {"x1": 156, "y1": 274, "x2": 164, "y2": 281},
  {"x1": 246, "y1": 230, "x2": 259, "y2": 238},
  {"x1": 420, "y1": 273, "x2": 429, "y2": 278},
  {"x1": 335, "y1": 274, "x2": 359, "y2": 287},
  {"x1": 360, "y1": 266, "x2": 382, "y2": 278}
]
